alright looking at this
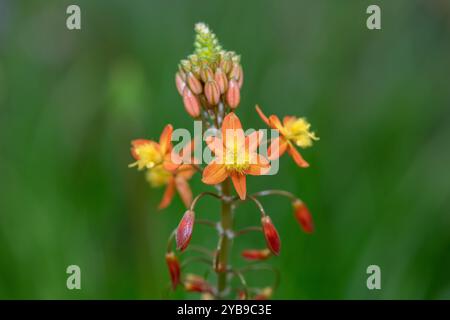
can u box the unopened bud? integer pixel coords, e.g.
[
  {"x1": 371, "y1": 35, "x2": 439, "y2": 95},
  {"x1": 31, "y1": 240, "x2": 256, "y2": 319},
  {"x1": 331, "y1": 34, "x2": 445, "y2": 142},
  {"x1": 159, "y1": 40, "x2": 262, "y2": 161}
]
[
  {"x1": 241, "y1": 248, "x2": 271, "y2": 261},
  {"x1": 184, "y1": 274, "x2": 211, "y2": 293},
  {"x1": 180, "y1": 59, "x2": 192, "y2": 73},
  {"x1": 214, "y1": 67, "x2": 228, "y2": 94},
  {"x1": 182, "y1": 88, "x2": 201, "y2": 118},
  {"x1": 200, "y1": 66, "x2": 214, "y2": 82},
  {"x1": 293, "y1": 200, "x2": 314, "y2": 233},
  {"x1": 165, "y1": 252, "x2": 181, "y2": 290},
  {"x1": 175, "y1": 72, "x2": 186, "y2": 96},
  {"x1": 254, "y1": 287, "x2": 273, "y2": 300},
  {"x1": 261, "y1": 216, "x2": 281, "y2": 255},
  {"x1": 176, "y1": 210, "x2": 195, "y2": 251},
  {"x1": 187, "y1": 72, "x2": 203, "y2": 95},
  {"x1": 204, "y1": 80, "x2": 221, "y2": 105},
  {"x1": 226, "y1": 79, "x2": 240, "y2": 109}
]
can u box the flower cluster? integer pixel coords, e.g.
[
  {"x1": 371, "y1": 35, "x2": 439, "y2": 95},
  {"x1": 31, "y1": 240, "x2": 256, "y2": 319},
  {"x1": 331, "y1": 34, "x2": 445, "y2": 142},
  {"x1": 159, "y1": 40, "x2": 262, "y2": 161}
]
[{"x1": 129, "y1": 23, "x2": 318, "y2": 299}]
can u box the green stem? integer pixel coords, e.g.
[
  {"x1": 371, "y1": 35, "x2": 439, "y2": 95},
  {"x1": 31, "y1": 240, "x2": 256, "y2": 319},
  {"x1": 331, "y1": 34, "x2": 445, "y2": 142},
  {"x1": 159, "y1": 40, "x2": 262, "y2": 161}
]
[{"x1": 217, "y1": 178, "x2": 232, "y2": 297}]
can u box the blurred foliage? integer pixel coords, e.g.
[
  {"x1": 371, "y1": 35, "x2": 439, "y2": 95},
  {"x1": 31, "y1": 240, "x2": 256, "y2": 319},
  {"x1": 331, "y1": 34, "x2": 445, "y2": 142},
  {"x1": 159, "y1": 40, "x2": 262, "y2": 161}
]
[{"x1": 0, "y1": 0, "x2": 450, "y2": 299}]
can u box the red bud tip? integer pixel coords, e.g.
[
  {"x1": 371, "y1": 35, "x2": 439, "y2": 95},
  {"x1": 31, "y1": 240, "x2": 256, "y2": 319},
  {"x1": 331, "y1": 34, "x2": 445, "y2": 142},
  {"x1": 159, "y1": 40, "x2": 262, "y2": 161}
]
[
  {"x1": 184, "y1": 274, "x2": 211, "y2": 293},
  {"x1": 261, "y1": 216, "x2": 281, "y2": 255},
  {"x1": 176, "y1": 210, "x2": 195, "y2": 251},
  {"x1": 254, "y1": 287, "x2": 273, "y2": 300},
  {"x1": 293, "y1": 200, "x2": 314, "y2": 233},
  {"x1": 165, "y1": 252, "x2": 181, "y2": 290},
  {"x1": 226, "y1": 79, "x2": 240, "y2": 109},
  {"x1": 182, "y1": 88, "x2": 201, "y2": 118},
  {"x1": 241, "y1": 248, "x2": 271, "y2": 261}
]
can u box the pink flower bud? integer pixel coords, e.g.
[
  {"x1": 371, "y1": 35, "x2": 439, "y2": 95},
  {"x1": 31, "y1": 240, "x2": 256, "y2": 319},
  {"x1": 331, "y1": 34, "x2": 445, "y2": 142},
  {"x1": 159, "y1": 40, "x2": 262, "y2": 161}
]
[
  {"x1": 214, "y1": 67, "x2": 228, "y2": 94},
  {"x1": 175, "y1": 72, "x2": 186, "y2": 96},
  {"x1": 200, "y1": 66, "x2": 214, "y2": 83},
  {"x1": 293, "y1": 200, "x2": 314, "y2": 233},
  {"x1": 261, "y1": 216, "x2": 281, "y2": 255},
  {"x1": 176, "y1": 210, "x2": 195, "y2": 251},
  {"x1": 226, "y1": 79, "x2": 240, "y2": 109},
  {"x1": 220, "y1": 57, "x2": 232, "y2": 74},
  {"x1": 238, "y1": 65, "x2": 244, "y2": 88},
  {"x1": 165, "y1": 252, "x2": 181, "y2": 289},
  {"x1": 182, "y1": 88, "x2": 201, "y2": 118},
  {"x1": 186, "y1": 72, "x2": 203, "y2": 95},
  {"x1": 204, "y1": 80, "x2": 221, "y2": 105}
]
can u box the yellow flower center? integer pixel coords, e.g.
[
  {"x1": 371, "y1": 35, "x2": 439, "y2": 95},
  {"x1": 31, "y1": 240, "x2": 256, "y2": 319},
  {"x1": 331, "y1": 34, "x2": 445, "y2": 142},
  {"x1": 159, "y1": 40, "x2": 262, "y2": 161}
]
[
  {"x1": 145, "y1": 165, "x2": 172, "y2": 187},
  {"x1": 223, "y1": 139, "x2": 250, "y2": 174},
  {"x1": 130, "y1": 143, "x2": 163, "y2": 170},
  {"x1": 284, "y1": 118, "x2": 319, "y2": 148}
]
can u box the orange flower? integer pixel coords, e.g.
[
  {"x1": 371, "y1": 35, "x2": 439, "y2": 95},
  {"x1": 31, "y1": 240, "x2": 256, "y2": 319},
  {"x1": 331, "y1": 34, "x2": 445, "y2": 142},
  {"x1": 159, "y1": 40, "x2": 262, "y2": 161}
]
[
  {"x1": 129, "y1": 125, "x2": 195, "y2": 209},
  {"x1": 165, "y1": 252, "x2": 181, "y2": 289},
  {"x1": 202, "y1": 112, "x2": 270, "y2": 200},
  {"x1": 255, "y1": 105, "x2": 319, "y2": 168}
]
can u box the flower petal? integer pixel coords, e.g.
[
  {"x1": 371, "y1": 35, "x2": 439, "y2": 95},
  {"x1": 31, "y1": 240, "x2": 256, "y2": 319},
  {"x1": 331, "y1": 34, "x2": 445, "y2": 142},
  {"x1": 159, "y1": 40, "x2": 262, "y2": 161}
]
[
  {"x1": 246, "y1": 154, "x2": 271, "y2": 176},
  {"x1": 255, "y1": 105, "x2": 270, "y2": 127},
  {"x1": 222, "y1": 112, "x2": 244, "y2": 148},
  {"x1": 268, "y1": 137, "x2": 288, "y2": 160},
  {"x1": 231, "y1": 173, "x2": 247, "y2": 200},
  {"x1": 205, "y1": 136, "x2": 224, "y2": 158},
  {"x1": 159, "y1": 124, "x2": 173, "y2": 155},
  {"x1": 175, "y1": 176, "x2": 193, "y2": 208},
  {"x1": 158, "y1": 178, "x2": 176, "y2": 209},
  {"x1": 287, "y1": 144, "x2": 309, "y2": 168},
  {"x1": 202, "y1": 161, "x2": 228, "y2": 185},
  {"x1": 245, "y1": 130, "x2": 263, "y2": 153},
  {"x1": 268, "y1": 115, "x2": 286, "y2": 135}
]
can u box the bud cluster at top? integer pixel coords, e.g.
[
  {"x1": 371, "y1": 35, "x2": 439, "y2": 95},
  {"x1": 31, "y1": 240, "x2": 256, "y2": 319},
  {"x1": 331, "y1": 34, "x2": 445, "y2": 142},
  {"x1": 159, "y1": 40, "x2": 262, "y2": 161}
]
[{"x1": 176, "y1": 23, "x2": 243, "y2": 116}]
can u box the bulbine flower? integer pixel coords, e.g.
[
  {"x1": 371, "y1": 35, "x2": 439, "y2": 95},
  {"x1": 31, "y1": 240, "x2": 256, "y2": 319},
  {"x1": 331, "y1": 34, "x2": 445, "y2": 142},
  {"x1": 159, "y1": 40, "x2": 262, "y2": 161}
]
[
  {"x1": 293, "y1": 199, "x2": 314, "y2": 233},
  {"x1": 261, "y1": 216, "x2": 281, "y2": 255},
  {"x1": 165, "y1": 252, "x2": 181, "y2": 289},
  {"x1": 256, "y1": 105, "x2": 319, "y2": 168},
  {"x1": 176, "y1": 210, "x2": 195, "y2": 251},
  {"x1": 202, "y1": 112, "x2": 270, "y2": 200}
]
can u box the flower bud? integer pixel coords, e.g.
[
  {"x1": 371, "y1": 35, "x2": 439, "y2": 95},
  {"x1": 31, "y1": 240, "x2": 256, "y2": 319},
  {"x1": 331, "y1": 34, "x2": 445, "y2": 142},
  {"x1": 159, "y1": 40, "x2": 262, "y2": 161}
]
[
  {"x1": 175, "y1": 72, "x2": 186, "y2": 96},
  {"x1": 254, "y1": 287, "x2": 273, "y2": 300},
  {"x1": 241, "y1": 248, "x2": 271, "y2": 261},
  {"x1": 200, "y1": 66, "x2": 214, "y2": 82},
  {"x1": 204, "y1": 80, "x2": 221, "y2": 105},
  {"x1": 186, "y1": 72, "x2": 203, "y2": 95},
  {"x1": 261, "y1": 216, "x2": 281, "y2": 255},
  {"x1": 220, "y1": 56, "x2": 233, "y2": 74},
  {"x1": 293, "y1": 199, "x2": 314, "y2": 233},
  {"x1": 176, "y1": 210, "x2": 195, "y2": 251},
  {"x1": 180, "y1": 59, "x2": 192, "y2": 73},
  {"x1": 238, "y1": 65, "x2": 244, "y2": 88},
  {"x1": 230, "y1": 62, "x2": 241, "y2": 80},
  {"x1": 182, "y1": 87, "x2": 201, "y2": 118},
  {"x1": 184, "y1": 274, "x2": 211, "y2": 293},
  {"x1": 214, "y1": 67, "x2": 228, "y2": 94},
  {"x1": 226, "y1": 79, "x2": 240, "y2": 109},
  {"x1": 165, "y1": 252, "x2": 181, "y2": 289}
]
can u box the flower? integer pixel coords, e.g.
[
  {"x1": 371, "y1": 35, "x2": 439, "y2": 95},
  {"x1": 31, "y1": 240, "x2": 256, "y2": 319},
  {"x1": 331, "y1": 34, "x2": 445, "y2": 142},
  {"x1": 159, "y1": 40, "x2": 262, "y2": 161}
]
[
  {"x1": 261, "y1": 216, "x2": 281, "y2": 255},
  {"x1": 165, "y1": 252, "x2": 181, "y2": 289},
  {"x1": 184, "y1": 274, "x2": 212, "y2": 293},
  {"x1": 152, "y1": 164, "x2": 195, "y2": 210},
  {"x1": 130, "y1": 126, "x2": 196, "y2": 209},
  {"x1": 241, "y1": 248, "x2": 271, "y2": 261},
  {"x1": 202, "y1": 112, "x2": 270, "y2": 200},
  {"x1": 255, "y1": 105, "x2": 319, "y2": 168},
  {"x1": 293, "y1": 199, "x2": 314, "y2": 233},
  {"x1": 176, "y1": 210, "x2": 195, "y2": 251},
  {"x1": 129, "y1": 124, "x2": 180, "y2": 171}
]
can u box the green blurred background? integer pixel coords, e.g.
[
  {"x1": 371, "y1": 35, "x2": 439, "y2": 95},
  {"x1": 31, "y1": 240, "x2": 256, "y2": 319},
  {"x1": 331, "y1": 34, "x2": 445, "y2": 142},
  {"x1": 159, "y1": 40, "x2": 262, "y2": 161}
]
[{"x1": 1, "y1": 0, "x2": 450, "y2": 299}]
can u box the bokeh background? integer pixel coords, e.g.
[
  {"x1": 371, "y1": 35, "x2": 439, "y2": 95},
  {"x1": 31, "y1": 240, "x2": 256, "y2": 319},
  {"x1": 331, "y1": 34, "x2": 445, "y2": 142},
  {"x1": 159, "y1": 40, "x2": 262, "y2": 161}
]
[{"x1": 1, "y1": 0, "x2": 450, "y2": 299}]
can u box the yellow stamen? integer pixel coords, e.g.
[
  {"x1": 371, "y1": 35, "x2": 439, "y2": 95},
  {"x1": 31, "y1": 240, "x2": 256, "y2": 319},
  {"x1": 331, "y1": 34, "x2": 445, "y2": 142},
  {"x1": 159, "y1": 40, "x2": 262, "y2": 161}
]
[
  {"x1": 145, "y1": 165, "x2": 172, "y2": 187},
  {"x1": 284, "y1": 118, "x2": 319, "y2": 148},
  {"x1": 129, "y1": 143, "x2": 163, "y2": 170}
]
